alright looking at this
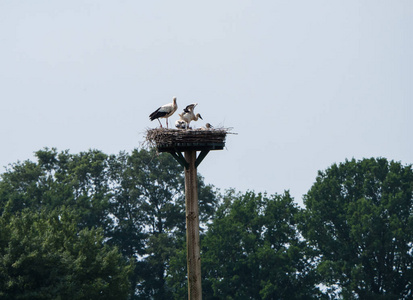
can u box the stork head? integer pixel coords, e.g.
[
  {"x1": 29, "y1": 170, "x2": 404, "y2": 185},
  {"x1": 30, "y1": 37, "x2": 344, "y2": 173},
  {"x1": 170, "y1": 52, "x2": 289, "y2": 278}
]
[
  {"x1": 197, "y1": 113, "x2": 203, "y2": 120},
  {"x1": 175, "y1": 119, "x2": 185, "y2": 129}
]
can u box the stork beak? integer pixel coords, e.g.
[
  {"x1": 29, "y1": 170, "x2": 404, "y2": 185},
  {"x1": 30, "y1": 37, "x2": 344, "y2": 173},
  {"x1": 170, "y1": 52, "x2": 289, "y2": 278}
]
[{"x1": 199, "y1": 114, "x2": 203, "y2": 120}]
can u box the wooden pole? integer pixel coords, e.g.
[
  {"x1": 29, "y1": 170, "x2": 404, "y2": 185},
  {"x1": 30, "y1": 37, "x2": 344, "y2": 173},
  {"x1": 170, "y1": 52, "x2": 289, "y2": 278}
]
[{"x1": 184, "y1": 150, "x2": 202, "y2": 300}]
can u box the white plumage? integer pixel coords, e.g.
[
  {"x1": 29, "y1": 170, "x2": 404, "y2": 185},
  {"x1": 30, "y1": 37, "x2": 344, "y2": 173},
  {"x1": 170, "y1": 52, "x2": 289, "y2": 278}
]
[
  {"x1": 200, "y1": 123, "x2": 213, "y2": 130},
  {"x1": 178, "y1": 103, "x2": 203, "y2": 129},
  {"x1": 175, "y1": 119, "x2": 186, "y2": 129},
  {"x1": 149, "y1": 97, "x2": 178, "y2": 128}
]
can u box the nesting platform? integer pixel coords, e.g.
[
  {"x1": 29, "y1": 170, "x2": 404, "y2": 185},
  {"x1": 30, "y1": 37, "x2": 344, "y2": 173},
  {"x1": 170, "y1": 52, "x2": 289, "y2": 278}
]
[
  {"x1": 145, "y1": 128, "x2": 228, "y2": 152},
  {"x1": 146, "y1": 128, "x2": 230, "y2": 168}
]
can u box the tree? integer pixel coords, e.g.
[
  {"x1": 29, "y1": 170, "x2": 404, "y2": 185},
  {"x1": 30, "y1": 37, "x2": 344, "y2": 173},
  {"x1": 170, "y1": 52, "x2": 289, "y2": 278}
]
[
  {"x1": 0, "y1": 148, "x2": 113, "y2": 231},
  {"x1": 0, "y1": 147, "x2": 219, "y2": 299},
  {"x1": 169, "y1": 190, "x2": 322, "y2": 300},
  {"x1": 0, "y1": 207, "x2": 132, "y2": 300},
  {"x1": 301, "y1": 158, "x2": 413, "y2": 299}
]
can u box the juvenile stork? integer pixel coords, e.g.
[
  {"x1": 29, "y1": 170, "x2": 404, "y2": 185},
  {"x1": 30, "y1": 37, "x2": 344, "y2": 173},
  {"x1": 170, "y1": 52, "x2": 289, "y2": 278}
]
[
  {"x1": 175, "y1": 119, "x2": 186, "y2": 129},
  {"x1": 201, "y1": 123, "x2": 213, "y2": 130},
  {"x1": 149, "y1": 97, "x2": 178, "y2": 128},
  {"x1": 179, "y1": 103, "x2": 203, "y2": 129}
]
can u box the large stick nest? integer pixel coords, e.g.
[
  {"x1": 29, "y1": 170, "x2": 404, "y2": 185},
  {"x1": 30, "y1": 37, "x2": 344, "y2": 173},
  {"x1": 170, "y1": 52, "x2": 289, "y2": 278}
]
[{"x1": 145, "y1": 127, "x2": 232, "y2": 151}]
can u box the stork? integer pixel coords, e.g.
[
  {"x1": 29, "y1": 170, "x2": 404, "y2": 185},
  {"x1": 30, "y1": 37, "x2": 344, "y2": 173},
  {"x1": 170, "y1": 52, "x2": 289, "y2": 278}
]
[
  {"x1": 149, "y1": 97, "x2": 178, "y2": 128},
  {"x1": 175, "y1": 119, "x2": 186, "y2": 129},
  {"x1": 179, "y1": 103, "x2": 203, "y2": 129},
  {"x1": 201, "y1": 123, "x2": 213, "y2": 130}
]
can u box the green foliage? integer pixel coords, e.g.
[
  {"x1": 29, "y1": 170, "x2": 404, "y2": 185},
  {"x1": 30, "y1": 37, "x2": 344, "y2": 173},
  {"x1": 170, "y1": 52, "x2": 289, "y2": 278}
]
[
  {"x1": 3, "y1": 148, "x2": 411, "y2": 299},
  {"x1": 0, "y1": 147, "x2": 218, "y2": 299},
  {"x1": 0, "y1": 207, "x2": 132, "y2": 300},
  {"x1": 301, "y1": 158, "x2": 413, "y2": 299},
  {"x1": 0, "y1": 148, "x2": 112, "y2": 230},
  {"x1": 168, "y1": 190, "x2": 323, "y2": 300}
]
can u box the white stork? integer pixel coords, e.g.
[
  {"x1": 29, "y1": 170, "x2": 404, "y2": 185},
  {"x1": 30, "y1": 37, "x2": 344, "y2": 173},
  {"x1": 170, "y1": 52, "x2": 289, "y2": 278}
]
[
  {"x1": 175, "y1": 119, "x2": 186, "y2": 129},
  {"x1": 149, "y1": 97, "x2": 178, "y2": 128},
  {"x1": 200, "y1": 123, "x2": 213, "y2": 130},
  {"x1": 178, "y1": 103, "x2": 203, "y2": 129}
]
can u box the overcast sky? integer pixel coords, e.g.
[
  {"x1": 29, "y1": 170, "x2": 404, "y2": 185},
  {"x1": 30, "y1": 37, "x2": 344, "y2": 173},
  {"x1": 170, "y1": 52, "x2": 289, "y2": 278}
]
[{"x1": 1, "y1": 1, "x2": 412, "y2": 206}]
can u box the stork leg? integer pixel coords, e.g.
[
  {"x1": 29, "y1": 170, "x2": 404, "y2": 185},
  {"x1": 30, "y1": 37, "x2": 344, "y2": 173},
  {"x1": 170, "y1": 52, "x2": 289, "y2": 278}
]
[
  {"x1": 157, "y1": 119, "x2": 163, "y2": 128},
  {"x1": 166, "y1": 118, "x2": 169, "y2": 128}
]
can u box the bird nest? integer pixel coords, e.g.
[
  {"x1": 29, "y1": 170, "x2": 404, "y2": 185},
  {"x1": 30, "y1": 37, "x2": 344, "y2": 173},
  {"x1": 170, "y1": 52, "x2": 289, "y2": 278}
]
[{"x1": 145, "y1": 128, "x2": 231, "y2": 152}]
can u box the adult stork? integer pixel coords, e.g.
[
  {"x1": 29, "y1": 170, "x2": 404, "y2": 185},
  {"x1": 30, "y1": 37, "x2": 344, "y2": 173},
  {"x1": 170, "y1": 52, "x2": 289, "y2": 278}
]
[
  {"x1": 178, "y1": 103, "x2": 203, "y2": 129},
  {"x1": 149, "y1": 97, "x2": 178, "y2": 128}
]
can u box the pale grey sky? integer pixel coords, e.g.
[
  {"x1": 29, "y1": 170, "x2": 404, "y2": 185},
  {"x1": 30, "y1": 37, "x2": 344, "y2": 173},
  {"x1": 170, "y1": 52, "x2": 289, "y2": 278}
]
[{"x1": 1, "y1": 1, "x2": 412, "y2": 206}]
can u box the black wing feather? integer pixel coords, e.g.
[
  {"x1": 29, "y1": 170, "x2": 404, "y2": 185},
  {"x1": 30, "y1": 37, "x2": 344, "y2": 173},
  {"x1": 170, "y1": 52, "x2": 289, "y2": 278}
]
[{"x1": 149, "y1": 108, "x2": 168, "y2": 120}]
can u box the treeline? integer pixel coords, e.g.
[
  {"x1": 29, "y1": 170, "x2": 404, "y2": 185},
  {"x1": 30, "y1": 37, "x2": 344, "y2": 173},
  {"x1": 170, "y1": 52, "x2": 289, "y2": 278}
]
[{"x1": 0, "y1": 148, "x2": 412, "y2": 299}]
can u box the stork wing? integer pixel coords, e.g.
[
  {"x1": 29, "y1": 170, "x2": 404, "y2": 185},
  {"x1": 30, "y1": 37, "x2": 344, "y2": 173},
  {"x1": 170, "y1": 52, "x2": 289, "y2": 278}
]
[{"x1": 183, "y1": 103, "x2": 197, "y2": 113}]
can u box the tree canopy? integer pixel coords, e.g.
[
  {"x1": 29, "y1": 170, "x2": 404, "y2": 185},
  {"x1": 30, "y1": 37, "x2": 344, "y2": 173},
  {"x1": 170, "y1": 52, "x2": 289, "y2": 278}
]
[
  {"x1": 301, "y1": 158, "x2": 413, "y2": 299},
  {"x1": 0, "y1": 147, "x2": 218, "y2": 299},
  {"x1": 167, "y1": 190, "x2": 323, "y2": 299},
  {"x1": 0, "y1": 208, "x2": 132, "y2": 300},
  {"x1": 1, "y1": 149, "x2": 412, "y2": 299}
]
